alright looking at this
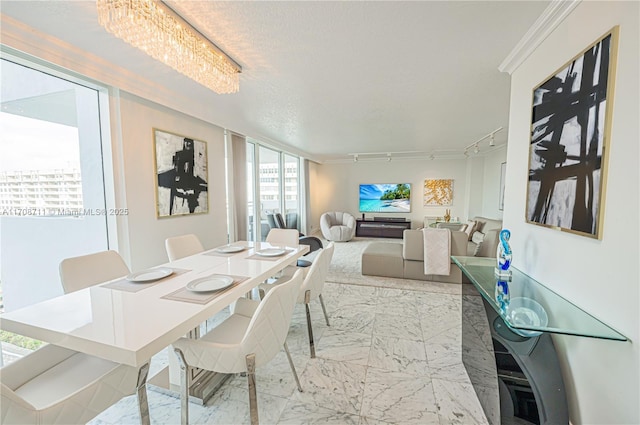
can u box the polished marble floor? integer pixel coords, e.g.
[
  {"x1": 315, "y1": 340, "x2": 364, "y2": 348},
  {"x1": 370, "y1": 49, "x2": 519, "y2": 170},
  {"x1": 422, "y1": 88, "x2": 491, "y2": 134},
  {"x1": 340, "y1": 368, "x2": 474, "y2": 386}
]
[{"x1": 89, "y1": 281, "x2": 489, "y2": 425}]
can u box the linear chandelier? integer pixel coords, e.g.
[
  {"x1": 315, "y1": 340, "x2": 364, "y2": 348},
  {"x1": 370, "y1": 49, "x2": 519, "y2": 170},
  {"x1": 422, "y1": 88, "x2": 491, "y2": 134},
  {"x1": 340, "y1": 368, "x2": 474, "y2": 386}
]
[{"x1": 97, "y1": 0, "x2": 242, "y2": 94}]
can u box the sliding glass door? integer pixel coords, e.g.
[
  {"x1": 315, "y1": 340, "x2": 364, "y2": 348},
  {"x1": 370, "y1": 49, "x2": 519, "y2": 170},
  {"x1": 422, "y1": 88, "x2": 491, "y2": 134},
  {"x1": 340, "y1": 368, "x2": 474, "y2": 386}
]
[
  {"x1": 243, "y1": 142, "x2": 302, "y2": 241},
  {"x1": 283, "y1": 154, "x2": 300, "y2": 231},
  {"x1": 258, "y1": 146, "x2": 281, "y2": 240}
]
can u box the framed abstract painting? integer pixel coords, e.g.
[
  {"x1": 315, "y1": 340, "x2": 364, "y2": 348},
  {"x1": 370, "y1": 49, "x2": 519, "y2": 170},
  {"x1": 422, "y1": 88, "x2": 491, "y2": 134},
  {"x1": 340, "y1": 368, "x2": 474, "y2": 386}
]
[
  {"x1": 153, "y1": 128, "x2": 209, "y2": 218},
  {"x1": 424, "y1": 179, "x2": 453, "y2": 206},
  {"x1": 526, "y1": 27, "x2": 618, "y2": 239}
]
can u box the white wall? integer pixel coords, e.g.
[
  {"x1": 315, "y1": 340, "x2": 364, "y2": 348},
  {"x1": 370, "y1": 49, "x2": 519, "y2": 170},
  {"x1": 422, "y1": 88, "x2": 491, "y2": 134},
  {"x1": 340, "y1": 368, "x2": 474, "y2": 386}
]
[
  {"x1": 503, "y1": 1, "x2": 639, "y2": 423},
  {"x1": 115, "y1": 92, "x2": 228, "y2": 271},
  {"x1": 481, "y1": 146, "x2": 507, "y2": 220},
  {"x1": 310, "y1": 158, "x2": 469, "y2": 230}
]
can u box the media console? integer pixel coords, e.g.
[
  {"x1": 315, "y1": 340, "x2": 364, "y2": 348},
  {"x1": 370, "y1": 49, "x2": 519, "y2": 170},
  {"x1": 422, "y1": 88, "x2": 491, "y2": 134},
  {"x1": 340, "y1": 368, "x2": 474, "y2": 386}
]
[{"x1": 355, "y1": 217, "x2": 411, "y2": 238}]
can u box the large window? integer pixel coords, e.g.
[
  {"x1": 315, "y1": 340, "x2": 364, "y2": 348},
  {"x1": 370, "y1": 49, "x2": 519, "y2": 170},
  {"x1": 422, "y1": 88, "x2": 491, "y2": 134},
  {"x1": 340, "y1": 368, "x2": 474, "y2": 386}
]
[
  {"x1": 245, "y1": 142, "x2": 302, "y2": 241},
  {"x1": 0, "y1": 57, "x2": 110, "y2": 311}
]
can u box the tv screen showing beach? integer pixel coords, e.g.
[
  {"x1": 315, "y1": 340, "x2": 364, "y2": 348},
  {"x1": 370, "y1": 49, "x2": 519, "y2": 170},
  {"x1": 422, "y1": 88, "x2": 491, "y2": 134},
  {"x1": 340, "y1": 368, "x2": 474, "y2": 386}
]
[{"x1": 359, "y1": 184, "x2": 411, "y2": 213}]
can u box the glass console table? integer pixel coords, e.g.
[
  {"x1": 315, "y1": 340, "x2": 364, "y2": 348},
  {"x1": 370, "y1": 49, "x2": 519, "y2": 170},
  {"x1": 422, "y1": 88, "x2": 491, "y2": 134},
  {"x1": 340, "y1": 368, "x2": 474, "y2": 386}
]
[{"x1": 452, "y1": 256, "x2": 626, "y2": 425}]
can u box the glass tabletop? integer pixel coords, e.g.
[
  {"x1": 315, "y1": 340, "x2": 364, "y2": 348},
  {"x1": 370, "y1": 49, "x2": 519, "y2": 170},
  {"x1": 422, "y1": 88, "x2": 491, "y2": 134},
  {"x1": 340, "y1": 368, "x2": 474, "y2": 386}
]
[{"x1": 452, "y1": 256, "x2": 627, "y2": 341}]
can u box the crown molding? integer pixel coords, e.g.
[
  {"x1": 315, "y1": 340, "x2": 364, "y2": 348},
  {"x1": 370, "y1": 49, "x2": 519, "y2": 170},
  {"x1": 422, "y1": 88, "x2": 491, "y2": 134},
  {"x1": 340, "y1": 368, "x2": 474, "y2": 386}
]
[{"x1": 499, "y1": 0, "x2": 582, "y2": 74}]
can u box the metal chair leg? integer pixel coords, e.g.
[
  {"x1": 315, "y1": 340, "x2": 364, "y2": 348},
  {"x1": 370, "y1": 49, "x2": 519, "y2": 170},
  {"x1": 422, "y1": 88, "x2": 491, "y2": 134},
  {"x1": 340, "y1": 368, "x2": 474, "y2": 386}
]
[
  {"x1": 283, "y1": 342, "x2": 303, "y2": 392},
  {"x1": 319, "y1": 293, "x2": 330, "y2": 326},
  {"x1": 246, "y1": 353, "x2": 259, "y2": 425},
  {"x1": 304, "y1": 290, "x2": 315, "y2": 358},
  {"x1": 136, "y1": 363, "x2": 150, "y2": 425},
  {"x1": 174, "y1": 348, "x2": 190, "y2": 425}
]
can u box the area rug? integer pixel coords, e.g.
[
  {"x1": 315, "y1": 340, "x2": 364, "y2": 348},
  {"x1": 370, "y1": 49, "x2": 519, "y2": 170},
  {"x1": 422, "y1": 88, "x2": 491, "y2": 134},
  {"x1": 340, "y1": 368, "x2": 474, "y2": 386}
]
[{"x1": 317, "y1": 235, "x2": 461, "y2": 295}]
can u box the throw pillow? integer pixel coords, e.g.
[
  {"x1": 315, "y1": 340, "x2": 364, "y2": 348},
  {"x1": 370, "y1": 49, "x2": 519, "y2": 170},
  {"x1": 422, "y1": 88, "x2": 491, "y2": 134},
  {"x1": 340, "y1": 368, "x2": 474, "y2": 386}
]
[
  {"x1": 464, "y1": 220, "x2": 476, "y2": 241},
  {"x1": 473, "y1": 240, "x2": 483, "y2": 256},
  {"x1": 471, "y1": 231, "x2": 485, "y2": 244}
]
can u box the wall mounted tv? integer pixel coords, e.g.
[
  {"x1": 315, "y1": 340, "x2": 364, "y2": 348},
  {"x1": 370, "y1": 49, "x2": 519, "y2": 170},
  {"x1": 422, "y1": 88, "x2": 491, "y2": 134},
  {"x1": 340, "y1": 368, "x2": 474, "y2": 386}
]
[{"x1": 359, "y1": 183, "x2": 411, "y2": 213}]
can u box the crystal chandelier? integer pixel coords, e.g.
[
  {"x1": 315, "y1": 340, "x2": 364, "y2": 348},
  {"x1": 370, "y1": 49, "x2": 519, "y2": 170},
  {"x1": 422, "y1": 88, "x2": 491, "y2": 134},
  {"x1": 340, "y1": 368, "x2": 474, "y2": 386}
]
[{"x1": 97, "y1": 0, "x2": 241, "y2": 94}]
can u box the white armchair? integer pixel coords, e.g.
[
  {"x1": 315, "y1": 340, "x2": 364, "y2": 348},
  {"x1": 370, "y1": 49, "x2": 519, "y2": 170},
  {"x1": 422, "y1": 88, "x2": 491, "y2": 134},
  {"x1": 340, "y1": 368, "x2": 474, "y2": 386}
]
[
  {"x1": 0, "y1": 344, "x2": 148, "y2": 425},
  {"x1": 172, "y1": 270, "x2": 304, "y2": 425},
  {"x1": 320, "y1": 212, "x2": 356, "y2": 242}
]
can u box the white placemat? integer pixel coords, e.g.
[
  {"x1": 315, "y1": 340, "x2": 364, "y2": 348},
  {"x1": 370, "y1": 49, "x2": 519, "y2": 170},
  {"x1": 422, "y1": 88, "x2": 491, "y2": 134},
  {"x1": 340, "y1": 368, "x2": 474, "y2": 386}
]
[
  {"x1": 161, "y1": 274, "x2": 249, "y2": 304},
  {"x1": 246, "y1": 248, "x2": 295, "y2": 261},
  {"x1": 101, "y1": 268, "x2": 190, "y2": 293},
  {"x1": 203, "y1": 246, "x2": 248, "y2": 257}
]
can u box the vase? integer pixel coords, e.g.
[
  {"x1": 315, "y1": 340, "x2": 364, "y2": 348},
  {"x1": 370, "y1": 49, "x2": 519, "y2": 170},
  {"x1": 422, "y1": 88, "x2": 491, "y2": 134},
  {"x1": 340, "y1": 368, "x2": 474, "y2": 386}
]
[
  {"x1": 444, "y1": 209, "x2": 451, "y2": 223},
  {"x1": 495, "y1": 229, "x2": 512, "y2": 279}
]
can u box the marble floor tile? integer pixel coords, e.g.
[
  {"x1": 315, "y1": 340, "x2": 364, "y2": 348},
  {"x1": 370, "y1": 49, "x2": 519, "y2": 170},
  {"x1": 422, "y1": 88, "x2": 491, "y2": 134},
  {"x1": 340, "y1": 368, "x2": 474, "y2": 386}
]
[
  {"x1": 432, "y1": 378, "x2": 489, "y2": 425},
  {"x1": 360, "y1": 367, "x2": 440, "y2": 424},
  {"x1": 425, "y1": 342, "x2": 468, "y2": 383},
  {"x1": 358, "y1": 417, "x2": 395, "y2": 425},
  {"x1": 372, "y1": 313, "x2": 423, "y2": 341},
  {"x1": 373, "y1": 298, "x2": 420, "y2": 318},
  {"x1": 326, "y1": 306, "x2": 376, "y2": 334},
  {"x1": 315, "y1": 327, "x2": 372, "y2": 365},
  {"x1": 278, "y1": 399, "x2": 360, "y2": 424},
  {"x1": 420, "y1": 314, "x2": 462, "y2": 345},
  {"x1": 368, "y1": 335, "x2": 430, "y2": 376},
  {"x1": 293, "y1": 357, "x2": 367, "y2": 415}
]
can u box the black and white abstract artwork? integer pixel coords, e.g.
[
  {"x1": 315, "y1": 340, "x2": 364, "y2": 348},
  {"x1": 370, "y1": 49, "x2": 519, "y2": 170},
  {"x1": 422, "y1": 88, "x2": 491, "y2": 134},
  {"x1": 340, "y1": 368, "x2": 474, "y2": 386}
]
[
  {"x1": 526, "y1": 30, "x2": 616, "y2": 239},
  {"x1": 154, "y1": 129, "x2": 208, "y2": 217}
]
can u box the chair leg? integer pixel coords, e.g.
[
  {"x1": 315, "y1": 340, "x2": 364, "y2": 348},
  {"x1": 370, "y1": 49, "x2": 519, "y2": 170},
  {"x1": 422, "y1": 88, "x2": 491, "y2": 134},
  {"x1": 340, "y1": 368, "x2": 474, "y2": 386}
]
[
  {"x1": 174, "y1": 348, "x2": 190, "y2": 425},
  {"x1": 246, "y1": 353, "x2": 259, "y2": 425},
  {"x1": 283, "y1": 342, "x2": 303, "y2": 392},
  {"x1": 319, "y1": 293, "x2": 330, "y2": 326},
  {"x1": 304, "y1": 290, "x2": 315, "y2": 358},
  {"x1": 136, "y1": 363, "x2": 150, "y2": 425}
]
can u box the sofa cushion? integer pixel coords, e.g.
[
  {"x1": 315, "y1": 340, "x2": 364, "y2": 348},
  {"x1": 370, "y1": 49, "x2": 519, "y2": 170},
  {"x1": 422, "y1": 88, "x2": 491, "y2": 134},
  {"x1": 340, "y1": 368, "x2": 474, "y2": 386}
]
[
  {"x1": 362, "y1": 242, "x2": 404, "y2": 278},
  {"x1": 472, "y1": 217, "x2": 502, "y2": 234}
]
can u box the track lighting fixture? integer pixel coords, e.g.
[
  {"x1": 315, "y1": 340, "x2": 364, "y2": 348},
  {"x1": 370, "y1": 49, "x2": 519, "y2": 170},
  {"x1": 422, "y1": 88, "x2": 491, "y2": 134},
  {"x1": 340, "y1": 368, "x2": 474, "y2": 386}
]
[{"x1": 464, "y1": 127, "x2": 504, "y2": 156}]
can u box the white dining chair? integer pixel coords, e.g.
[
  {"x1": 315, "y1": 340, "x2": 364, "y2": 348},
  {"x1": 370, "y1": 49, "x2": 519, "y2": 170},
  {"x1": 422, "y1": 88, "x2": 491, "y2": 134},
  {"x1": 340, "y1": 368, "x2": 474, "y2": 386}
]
[
  {"x1": 297, "y1": 242, "x2": 335, "y2": 358},
  {"x1": 165, "y1": 234, "x2": 204, "y2": 261},
  {"x1": 59, "y1": 250, "x2": 130, "y2": 294},
  {"x1": 265, "y1": 228, "x2": 299, "y2": 247},
  {"x1": 172, "y1": 269, "x2": 304, "y2": 425},
  {"x1": 0, "y1": 344, "x2": 149, "y2": 425}
]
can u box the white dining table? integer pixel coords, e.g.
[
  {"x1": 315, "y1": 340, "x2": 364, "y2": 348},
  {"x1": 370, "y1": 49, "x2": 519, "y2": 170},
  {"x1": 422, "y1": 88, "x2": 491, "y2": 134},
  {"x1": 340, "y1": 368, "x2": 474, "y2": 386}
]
[{"x1": 0, "y1": 240, "x2": 308, "y2": 422}]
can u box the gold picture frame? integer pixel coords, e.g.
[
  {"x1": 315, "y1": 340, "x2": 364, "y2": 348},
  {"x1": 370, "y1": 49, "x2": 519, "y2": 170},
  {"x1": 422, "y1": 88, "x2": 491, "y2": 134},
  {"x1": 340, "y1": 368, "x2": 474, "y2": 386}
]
[
  {"x1": 153, "y1": 128, "x2": 209, "y2": 218},
  {"x1": 525, "y1": 27, "x2": 618, "y2": 239}
]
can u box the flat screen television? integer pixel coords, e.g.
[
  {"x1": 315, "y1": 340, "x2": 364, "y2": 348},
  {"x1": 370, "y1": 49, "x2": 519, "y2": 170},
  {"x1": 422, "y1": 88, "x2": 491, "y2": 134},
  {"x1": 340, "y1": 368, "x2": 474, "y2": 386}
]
[{"x1": 359, "y1": 183, "x2": 411, "y2": 213}]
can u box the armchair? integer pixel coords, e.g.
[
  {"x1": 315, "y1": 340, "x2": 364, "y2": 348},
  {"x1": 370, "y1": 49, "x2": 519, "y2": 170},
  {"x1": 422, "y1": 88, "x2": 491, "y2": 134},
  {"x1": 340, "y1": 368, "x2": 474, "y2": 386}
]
[{"x1": 320, "y1": 212, "x2": 356, "y2": 242}]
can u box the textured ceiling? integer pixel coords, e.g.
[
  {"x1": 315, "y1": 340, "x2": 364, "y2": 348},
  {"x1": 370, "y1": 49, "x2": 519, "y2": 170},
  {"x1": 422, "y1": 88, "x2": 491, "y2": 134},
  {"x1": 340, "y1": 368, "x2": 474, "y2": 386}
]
[{"x1": 1, "y1": 1, "x2": 549, "y2": 161}]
